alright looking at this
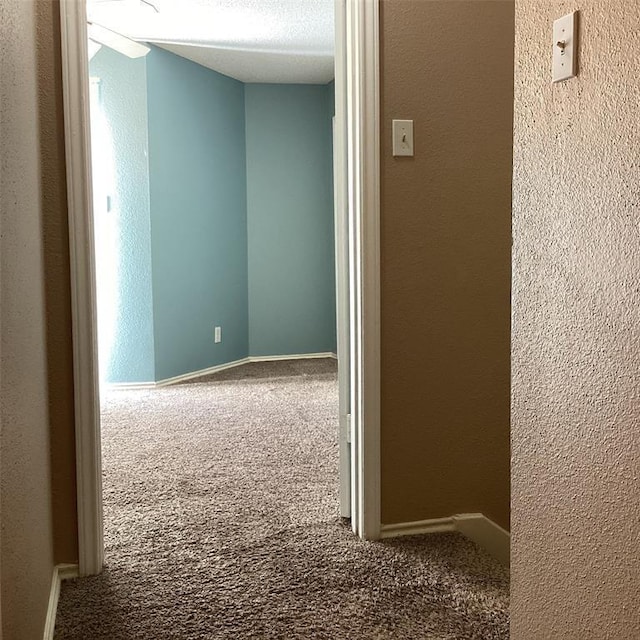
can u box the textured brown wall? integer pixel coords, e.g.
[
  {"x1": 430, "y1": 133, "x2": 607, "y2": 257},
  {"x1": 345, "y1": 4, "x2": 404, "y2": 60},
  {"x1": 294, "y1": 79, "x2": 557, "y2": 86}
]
[
  {"x1": 37, "y1": 0, "x2": 79, "y2": 566},
  {"x1": 512, "y1": 1, "x2": 640, "y2": 637},
  {"x1": 380, "y1": 0, "x2": 513, "y2": 530}
]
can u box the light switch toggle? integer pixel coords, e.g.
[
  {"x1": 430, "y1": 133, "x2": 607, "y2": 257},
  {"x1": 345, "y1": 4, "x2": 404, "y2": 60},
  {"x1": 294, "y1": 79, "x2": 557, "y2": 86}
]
[
  {"x1": 552, "y1": 11, "x2": 578, "y2": 83},
  {"x1": 392, "y1": 119, "x2": 414, "y2": 157}
]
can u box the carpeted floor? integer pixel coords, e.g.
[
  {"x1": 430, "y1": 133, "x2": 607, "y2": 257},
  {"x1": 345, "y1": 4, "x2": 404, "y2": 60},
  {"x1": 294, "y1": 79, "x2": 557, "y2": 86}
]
[{"x1": 55, "y1": 358, "x2": 509, "y2": 639}]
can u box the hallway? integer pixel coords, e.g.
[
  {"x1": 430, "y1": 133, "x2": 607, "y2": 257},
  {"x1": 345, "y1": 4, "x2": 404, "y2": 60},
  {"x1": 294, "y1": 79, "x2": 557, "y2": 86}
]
[{"x1": 55, "y1": 359, "x2": 509, "y2": 639}]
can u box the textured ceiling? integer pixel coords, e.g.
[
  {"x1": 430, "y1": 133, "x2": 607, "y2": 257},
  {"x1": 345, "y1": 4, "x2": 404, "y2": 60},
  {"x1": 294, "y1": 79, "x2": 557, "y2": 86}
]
[{"x1": 87, "y1": 0, "x2": 335, "y2": 84}]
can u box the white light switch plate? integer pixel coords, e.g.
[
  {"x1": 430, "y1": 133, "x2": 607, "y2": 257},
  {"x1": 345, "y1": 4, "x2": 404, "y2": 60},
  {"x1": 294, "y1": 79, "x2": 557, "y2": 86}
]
[
  {"x1": 552, "y1": 11, "x2": 578, "y2": 83},
  {"x1": 392, "y1": 120, "x2": 414, "y2": 156}
]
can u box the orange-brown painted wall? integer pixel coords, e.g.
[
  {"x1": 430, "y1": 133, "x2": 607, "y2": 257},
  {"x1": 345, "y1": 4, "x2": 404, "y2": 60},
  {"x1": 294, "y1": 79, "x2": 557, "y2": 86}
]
[
  {"x1": 37, "y1": 0, "x2": 79, "y2": 566},
  {"x1": 380, "y1": 0, "x2": 514, "y2": 530}
]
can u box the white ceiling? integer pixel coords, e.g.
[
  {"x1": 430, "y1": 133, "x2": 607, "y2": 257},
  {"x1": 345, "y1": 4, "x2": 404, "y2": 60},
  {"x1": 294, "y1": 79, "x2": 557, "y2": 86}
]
[{"x1": 87, "y1": 0, "x2": 335, "y2": 84}]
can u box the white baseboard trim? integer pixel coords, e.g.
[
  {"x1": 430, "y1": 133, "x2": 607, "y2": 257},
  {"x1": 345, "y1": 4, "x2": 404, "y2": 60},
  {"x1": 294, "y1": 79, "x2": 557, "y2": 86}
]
[
  {"x1": 43, "y1": 564, "x2": 79, "y2": 640},
  {"x1": 105, "y1": 353, "x2": 338, "y2": 390},
  {"x1": 453, "y1": 513, "x2": 510, "y2": 567},
  {"x1": 105, "y1": 358, "x2": 250, "y2": 390},
  {"x1": 249, "y1": 352, "x2": 337, "y2": 362},
  {"x1": 106, "y1": 381, "x2": 157, "y2": 390},
  {"x1": 380, "y1": 513, "x2": 510, "y2": 567},
  {"x1": 155, "y1": 358, "x2": 250, "y2": 387},
  {"x1": 380, "y1": 517, "x2": 457, "y2": 538}
]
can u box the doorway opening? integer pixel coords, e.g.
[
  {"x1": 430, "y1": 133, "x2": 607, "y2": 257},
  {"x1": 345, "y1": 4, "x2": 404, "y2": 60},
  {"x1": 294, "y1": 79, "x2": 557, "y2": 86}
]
[
  {"x1": 60, "y1": 0, "x2": 380, "y2": 578},
  {"x1": 86, "y1": 0, "x2": 348, "y2": 573}
]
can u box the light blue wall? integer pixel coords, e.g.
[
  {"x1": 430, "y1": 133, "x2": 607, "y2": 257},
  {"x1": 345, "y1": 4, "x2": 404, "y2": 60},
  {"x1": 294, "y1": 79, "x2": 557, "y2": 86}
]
[
  {"x1": 146, "y1": 47, "x2": 249, "y2": 380},
  {"x1": 245, "y1": 84, "x2": 336, "y2": 357},
  {"x1": 92, "y1": 47, "x2": 335, "y2": 382},
  {"x1": 89, "y1": 48, "x2": 155, "y2": 384}
]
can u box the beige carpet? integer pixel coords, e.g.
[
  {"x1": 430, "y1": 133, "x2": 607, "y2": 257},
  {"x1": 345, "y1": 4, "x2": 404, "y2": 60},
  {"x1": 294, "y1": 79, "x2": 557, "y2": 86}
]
[{"x1": 55, "y1": 358, "x2": 509, "y2": 639}]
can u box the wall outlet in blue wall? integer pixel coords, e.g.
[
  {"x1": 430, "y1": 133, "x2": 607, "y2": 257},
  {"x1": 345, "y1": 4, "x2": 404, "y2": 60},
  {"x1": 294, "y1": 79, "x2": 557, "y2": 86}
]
[{"x1": 214, "y1": 326, "x2": 222, "y2": 343}]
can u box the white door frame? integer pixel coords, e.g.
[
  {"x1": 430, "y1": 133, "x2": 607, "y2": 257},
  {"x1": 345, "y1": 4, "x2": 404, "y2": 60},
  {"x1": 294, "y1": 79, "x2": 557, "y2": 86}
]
[
  {"x1": 59, "y1": 0, "x2": 381, "y2": 576},
  {"x1": 332, "y1": 112, "x2": 352, "y2": 520},
  {"x1": 344, "y1": 0, "x2": 381, "y2": 540},
  {"x1": 60, "y1": 0, "x2": 103, "y2": 577}
]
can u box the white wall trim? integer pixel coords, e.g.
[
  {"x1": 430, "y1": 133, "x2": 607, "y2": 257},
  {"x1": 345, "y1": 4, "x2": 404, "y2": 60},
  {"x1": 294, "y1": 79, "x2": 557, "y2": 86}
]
[
  {"x1": 381, "y1": 514, "x2": 510, "y2": 567},
  {"x1": 156, "y1": 357, "x2": 250, "y2": 387},
  {"x1": 106, "y1": 381, "x2": 158, "y2": 391},
  {"x1": 249, "y1": 352, "x2": 337, "y2": 362},
  {"x1": 43, "y1": 564, "x2": 79, "y2": 640},
  {"x1": 346, "y1": 0, "x2": 381, "y2": 541},
  {"x1": 333, "y1": 10, "x2": 351, "y2": 520},
  {"x1": 59, "y1": 0, "x2": 104, "y2": 577},
  {"x1": 105, "y1": 353, "x2": 338, "y2": 390},
  {"x1": 361, "y1": 0, "x2": 382, "y2": 543},
  {"x1": 380, "y1": 517, "x2": 457, "y2": 538},
  {"x1": 453, "y1": 513, "x2": 510, "y2": 568}
]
